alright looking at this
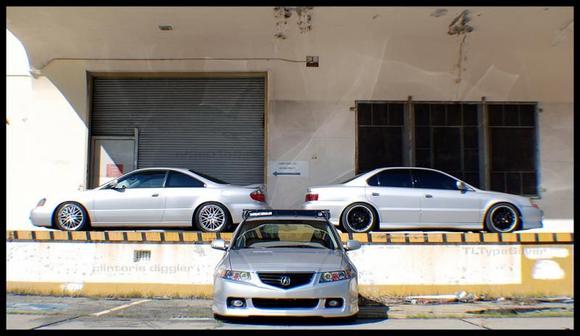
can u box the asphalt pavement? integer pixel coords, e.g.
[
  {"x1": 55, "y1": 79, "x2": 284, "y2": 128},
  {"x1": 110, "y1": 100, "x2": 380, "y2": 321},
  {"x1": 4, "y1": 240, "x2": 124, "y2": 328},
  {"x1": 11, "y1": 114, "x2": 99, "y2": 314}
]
[{"x1": 6, "y1": 294, "x2": 573, "y2": 330}]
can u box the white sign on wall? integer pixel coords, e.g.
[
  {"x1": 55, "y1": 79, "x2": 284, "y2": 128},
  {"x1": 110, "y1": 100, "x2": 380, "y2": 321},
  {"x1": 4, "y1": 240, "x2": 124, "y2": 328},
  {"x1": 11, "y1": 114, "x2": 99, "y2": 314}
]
[{"x1": 268, "y1": 161, "x2": 309, "y2": 177}]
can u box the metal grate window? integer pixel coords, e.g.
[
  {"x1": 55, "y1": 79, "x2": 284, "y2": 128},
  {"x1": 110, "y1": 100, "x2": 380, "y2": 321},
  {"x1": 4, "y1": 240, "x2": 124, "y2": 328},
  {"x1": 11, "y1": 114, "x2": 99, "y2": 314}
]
[
  {"x1": 357, "y1": 102, "x2": 405, "y2": 173},
  {"x1": 488, "y1": 103, "x2": 538, "y2": 196},
  {"x1": 414, "y1": 102, "x2": 480, "y2": 188},
  {"x1": 356, "y1": 100, "x2": 539, "y2": 196}
]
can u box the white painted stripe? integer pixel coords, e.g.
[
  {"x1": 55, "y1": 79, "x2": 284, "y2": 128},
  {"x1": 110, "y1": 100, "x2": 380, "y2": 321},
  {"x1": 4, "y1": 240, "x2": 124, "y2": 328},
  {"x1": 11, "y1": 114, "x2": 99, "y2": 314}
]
[{"x1": 91, "y1": 299, "x2": 150, "y2": 317}]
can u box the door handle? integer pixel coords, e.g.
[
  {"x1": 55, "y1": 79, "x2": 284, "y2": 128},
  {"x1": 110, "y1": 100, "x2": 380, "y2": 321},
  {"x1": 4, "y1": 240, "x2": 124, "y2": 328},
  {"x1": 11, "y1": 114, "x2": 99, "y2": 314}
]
[
  {"x1": 152, "y1": 193, "x2": 159, "y2": 197},
  {"x1": 425, "y1": 194, "x2": 433, "y2": 198},
  {"x1": 371, "y1": 192, "x2": 380, "y2": 196}
]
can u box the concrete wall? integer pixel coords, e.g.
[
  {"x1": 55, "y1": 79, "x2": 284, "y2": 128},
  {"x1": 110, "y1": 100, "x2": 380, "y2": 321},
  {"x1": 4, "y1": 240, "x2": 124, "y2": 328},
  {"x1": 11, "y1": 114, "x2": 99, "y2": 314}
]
[
  {"x1": 6, "y1": 233, "x2": 574, "y2": 298},
  {"x1": 6, "y1": 7, "x2": 574, "y2": 229}
]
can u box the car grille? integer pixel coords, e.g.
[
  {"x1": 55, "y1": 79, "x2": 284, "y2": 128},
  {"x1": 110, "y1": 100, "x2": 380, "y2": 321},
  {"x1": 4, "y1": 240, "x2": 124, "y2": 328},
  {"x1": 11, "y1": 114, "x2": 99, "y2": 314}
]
[
  {"x1": 252, "y1": 298, "x2": 319, "y2": 309},
  {"x1": 257, "y1": 272, "x2": 314, "y2": 289}
]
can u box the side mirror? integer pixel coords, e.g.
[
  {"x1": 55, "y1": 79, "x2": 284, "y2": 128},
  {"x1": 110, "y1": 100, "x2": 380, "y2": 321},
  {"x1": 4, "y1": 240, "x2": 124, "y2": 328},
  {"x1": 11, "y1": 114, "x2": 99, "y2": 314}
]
[
  {"x1": 344, "y1": 240, "x2": 361, "y2": 251},
  {"x1": 456, "y1": 181, "x2": 468, "y2": 192},
  {"x1": 109, "y1": 179, "x2": 118, "y2": 189},
  {"x1": 211, "y1": 239, "x2": 228, "y2": 251}
]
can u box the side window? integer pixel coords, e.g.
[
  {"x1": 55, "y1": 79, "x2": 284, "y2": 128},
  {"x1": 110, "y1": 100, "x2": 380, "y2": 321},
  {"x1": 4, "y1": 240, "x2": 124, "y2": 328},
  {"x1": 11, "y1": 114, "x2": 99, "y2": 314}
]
[
  {"x1": 412, "y1": 169, "x2": 458, "y2": 190},
  {"x1": 166, "y1": 171, "x2": 204, "y2": 188},
  {"x1": 367, "y1": 169, "x2": 412, "y2": 188},
  {"x1": 116, "y1": 171, "x2": 167, "y2": 189}
]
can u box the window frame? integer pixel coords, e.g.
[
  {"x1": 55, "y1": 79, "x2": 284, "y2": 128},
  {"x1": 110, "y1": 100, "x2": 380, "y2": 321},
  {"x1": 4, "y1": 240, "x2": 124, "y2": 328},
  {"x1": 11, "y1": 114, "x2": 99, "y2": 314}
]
[
  {"x1": 366, "y1": 168, "x2": 413, "y2": 188},
  {"x1": 165, "y1": 170, "x2": 205, "y2": 188},
  {"x1": 410, "y1": 168, "x2": 461, "y2": 191},
  {"x1": 111, "y1": 169, "x2": 169, "y2": 189}
]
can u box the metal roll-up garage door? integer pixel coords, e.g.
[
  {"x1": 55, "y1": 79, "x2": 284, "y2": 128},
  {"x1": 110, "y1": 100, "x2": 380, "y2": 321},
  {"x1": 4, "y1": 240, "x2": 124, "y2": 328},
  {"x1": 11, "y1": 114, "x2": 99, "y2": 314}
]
[{"x1": 90, "y1": 76, "x2": 265, "y2": 186}]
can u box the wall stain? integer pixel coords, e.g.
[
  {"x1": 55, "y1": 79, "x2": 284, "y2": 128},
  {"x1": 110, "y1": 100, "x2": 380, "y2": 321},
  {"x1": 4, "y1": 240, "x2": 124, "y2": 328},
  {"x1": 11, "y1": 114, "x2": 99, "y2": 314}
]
[
  {"x1": 273, "y1": 7, "x2": 313, "y2": 40},
  {"x1": 431, "y1": 9, "x2": 448, "y2": 18},
  {"x1": 448, "y1": 10, "x2": 475, "y2": 84}
]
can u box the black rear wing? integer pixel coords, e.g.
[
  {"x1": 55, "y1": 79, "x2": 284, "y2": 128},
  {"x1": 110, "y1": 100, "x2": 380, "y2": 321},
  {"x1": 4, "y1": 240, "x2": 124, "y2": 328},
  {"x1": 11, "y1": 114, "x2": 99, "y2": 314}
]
[{"x1": 242, "y1": 209, "x2": 330, "y2": 220}]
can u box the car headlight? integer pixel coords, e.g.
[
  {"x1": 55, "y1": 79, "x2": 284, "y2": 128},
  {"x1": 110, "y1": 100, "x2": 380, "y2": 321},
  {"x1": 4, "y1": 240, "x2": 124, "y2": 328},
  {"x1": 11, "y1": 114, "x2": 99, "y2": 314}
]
[
  {"x1": 218, "y1": 268, "x2": 252, "y2": 282},
  {"x1": 319, "y1": 267, "x2": 354, "y2": 283},
  {"x1": 36, "y1": 198, "x2": 46, "y2": 207}
]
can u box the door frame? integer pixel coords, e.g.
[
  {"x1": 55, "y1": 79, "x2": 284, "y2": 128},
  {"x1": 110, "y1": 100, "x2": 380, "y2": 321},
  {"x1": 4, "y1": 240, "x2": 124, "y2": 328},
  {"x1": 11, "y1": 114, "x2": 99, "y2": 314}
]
[{"x1": 90, "y1": 134, "x2": 138, "y2": 188}]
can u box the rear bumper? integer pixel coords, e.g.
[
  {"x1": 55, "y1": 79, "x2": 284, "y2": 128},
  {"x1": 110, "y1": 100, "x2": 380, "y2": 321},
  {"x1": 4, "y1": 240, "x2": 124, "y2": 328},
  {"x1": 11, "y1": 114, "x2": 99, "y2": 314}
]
[
  {"x1": 212, "y1": 275, "x2": 358, "y2": 317},
  {"x1": 520, "y1": 206, "x2": 544, "y2": 230},
  {"x1": 230, "y1": 203, "x2": 272, "y2": 224}
]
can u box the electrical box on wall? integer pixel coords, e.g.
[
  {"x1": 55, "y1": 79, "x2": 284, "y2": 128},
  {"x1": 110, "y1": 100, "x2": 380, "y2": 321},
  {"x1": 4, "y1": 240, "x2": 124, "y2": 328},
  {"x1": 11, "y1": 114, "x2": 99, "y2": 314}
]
[{"x1": 306, "y1": 56, "x2": 319, "y2": 67}]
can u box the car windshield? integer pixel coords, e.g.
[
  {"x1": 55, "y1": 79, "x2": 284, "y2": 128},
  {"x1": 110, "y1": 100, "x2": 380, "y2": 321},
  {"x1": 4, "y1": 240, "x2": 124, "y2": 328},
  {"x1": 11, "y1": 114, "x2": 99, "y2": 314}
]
[
  {"x1": 231, "y1": 220, "x2": 340, "y2": 250},
  {"x1": 189, "y1": 170, "x2": 228, "y2": 184}
]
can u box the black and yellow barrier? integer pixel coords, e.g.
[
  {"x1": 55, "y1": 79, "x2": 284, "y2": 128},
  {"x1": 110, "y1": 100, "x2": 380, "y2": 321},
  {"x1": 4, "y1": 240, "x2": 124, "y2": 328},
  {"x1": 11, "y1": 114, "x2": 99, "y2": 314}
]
[{"x1": 6, "y1": 230, "x2": 574, "y2": 245}]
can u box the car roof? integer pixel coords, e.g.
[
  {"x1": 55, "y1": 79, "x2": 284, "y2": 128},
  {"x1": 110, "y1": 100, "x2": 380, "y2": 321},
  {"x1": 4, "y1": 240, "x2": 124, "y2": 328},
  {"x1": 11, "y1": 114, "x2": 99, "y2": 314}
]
[{"x1": 130, "y1": 167, "x2": 191, "y2": 174}]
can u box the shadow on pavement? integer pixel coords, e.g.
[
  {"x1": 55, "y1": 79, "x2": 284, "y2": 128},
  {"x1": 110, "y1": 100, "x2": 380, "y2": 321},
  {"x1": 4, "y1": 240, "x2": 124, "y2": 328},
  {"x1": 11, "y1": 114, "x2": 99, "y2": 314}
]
[{"x1": 218, "y1": 297, "x2": 390, "y2": 326}]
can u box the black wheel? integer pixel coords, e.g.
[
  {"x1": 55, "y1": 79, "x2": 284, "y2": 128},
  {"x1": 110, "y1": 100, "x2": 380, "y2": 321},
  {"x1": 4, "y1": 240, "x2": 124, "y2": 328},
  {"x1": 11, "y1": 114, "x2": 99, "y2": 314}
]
[
  {"x1": 53, "y1": 202, "x2": 89, "y2": 231},
  {"x1": 194, "y1": 202, "x2": 231, "y2": 232},
  {"x1": 341, "y1": 203, "x2": 377, "y2": 233},
  {"x1": 484, "y1": 203, "x2": 520, "y2": 233}
]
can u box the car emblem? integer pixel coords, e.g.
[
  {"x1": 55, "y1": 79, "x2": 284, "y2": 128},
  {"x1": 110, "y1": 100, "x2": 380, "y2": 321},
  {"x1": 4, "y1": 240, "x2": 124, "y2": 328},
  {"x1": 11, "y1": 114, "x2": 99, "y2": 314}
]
[{"x1": 280, "y1": 276, "x2": 291, "y2": 286}]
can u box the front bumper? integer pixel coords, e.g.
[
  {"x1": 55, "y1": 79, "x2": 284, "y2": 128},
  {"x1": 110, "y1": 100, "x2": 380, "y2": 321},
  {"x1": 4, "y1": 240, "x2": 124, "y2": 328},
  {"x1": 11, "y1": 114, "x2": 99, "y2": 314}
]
[
  {"x1": 520, "y1": 206, "x2": 544, "y2": 230},
  {"x1": 212, "y1": 275, "x2": 358, "y2": 317},
  {"x1": 29, "y1": 206, "x2": 53, "y2": 227}
]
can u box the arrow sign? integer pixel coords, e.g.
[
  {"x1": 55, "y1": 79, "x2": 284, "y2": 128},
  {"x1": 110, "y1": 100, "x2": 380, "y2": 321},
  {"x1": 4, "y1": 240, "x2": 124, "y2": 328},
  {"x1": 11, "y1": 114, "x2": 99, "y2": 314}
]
[{"x1": 273, "y1": 171, "x2": 301, "y2": 176}]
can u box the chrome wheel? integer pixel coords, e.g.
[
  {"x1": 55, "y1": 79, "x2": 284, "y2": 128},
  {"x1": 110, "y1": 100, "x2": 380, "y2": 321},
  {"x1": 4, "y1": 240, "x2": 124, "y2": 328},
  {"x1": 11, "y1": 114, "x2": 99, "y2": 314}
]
[
  {"x1": 198, "y1": 204, "x2": 226, "y2": 232},
  {"x1": 57, "y1": 203, "x2": 85, "y2": 231},
  {"x1": 345, "y1": 205, "x2": 375, "y2": 233},
  {"x1": 489, "y1": 205, "x2": 518, "y2": 232}
]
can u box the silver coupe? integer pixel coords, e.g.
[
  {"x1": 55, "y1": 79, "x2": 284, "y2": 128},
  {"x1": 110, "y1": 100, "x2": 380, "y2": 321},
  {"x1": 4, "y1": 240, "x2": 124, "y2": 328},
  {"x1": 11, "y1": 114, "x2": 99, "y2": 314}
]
[
  {"x1": 30, "y1": 167, "x2": 269, "y2": 232},
  {"x1": 303, "y1": 167, "x2": 543, "y2": 233},
  {"x1": 211, "y1": 210, "x2": 360, "y2": 319}
]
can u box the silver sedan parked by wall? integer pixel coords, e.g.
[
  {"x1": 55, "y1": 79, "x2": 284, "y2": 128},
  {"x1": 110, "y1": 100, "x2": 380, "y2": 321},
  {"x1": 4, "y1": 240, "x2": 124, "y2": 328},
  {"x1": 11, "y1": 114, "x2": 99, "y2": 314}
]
[
  {"x1": 303, "y1": 167, "x2": 543, "y2": 233},
  {"x1": 30, "y1": 167, "x2": 270, "y2": 232},
  {"x1": 211, "y1": 210, "x2": 360, "y2": 319}
]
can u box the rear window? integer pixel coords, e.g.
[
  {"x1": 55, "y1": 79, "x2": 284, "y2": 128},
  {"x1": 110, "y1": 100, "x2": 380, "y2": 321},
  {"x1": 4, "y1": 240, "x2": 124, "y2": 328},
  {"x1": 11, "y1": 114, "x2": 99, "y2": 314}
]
[
  {"x1": 189, "y1": 170, "x2": 228, "y2": 184},
  {"x1": 166, "y1": 171, "x2": 204, "y2": 188}
]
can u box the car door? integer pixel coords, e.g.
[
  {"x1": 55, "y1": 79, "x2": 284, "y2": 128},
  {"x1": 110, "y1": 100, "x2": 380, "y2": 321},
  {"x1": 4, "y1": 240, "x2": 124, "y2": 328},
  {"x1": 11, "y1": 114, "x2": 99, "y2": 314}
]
[
  {"x1": 365, "y1": 169, "x2": 422, "y2": 226},
  {"x1": 92, "y1": 170, "x2": 167, "y2": 225},
  {"x1": 162, "y1": 170, "x2": 207, "y2": 225},
  {"x1": 411, "y1": 169, "x2": 482, "y2": 227}
]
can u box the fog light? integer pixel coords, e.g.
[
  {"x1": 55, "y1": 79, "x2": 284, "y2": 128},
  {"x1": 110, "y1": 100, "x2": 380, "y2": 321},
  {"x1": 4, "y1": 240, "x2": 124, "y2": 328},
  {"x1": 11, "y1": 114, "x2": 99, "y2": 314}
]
[
  {"x1": 227, "y1": 297, "x2": 246, "y2": 308},
  {"x1": 325, "y1": 298, "x2": 343, "y2": 308}
]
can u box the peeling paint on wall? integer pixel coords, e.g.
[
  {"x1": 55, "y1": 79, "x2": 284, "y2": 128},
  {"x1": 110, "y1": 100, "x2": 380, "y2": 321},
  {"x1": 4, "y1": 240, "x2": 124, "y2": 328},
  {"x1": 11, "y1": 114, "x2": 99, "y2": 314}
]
[
  {"x1": 532, "y1": 260, "x2": 565, "y2": 280},
  {"x1": 448, "y1": 9, "x2": 475, "y2": 84},
  {"x1": 273, "y1": 7, "x2": 313, "y2": 40}
]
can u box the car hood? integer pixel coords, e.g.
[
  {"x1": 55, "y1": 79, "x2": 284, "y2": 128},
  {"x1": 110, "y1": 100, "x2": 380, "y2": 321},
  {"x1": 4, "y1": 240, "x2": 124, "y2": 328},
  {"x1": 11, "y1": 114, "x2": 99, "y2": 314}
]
[{"x1": 227, "y1": 248, "x2": 345, "y2": 272}]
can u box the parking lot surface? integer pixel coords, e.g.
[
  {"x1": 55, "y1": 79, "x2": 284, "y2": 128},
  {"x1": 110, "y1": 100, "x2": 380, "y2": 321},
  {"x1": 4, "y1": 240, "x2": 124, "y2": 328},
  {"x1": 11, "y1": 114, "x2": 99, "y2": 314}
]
[{"x1": 6, "y1": 295, "x2": 573, "y2": 330}]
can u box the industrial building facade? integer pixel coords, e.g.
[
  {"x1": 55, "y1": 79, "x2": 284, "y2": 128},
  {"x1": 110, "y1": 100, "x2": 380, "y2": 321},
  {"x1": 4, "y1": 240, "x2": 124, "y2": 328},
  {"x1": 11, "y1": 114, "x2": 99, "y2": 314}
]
[{"x1": 6, "y1": 7, "x2": 573, "y2": 231}]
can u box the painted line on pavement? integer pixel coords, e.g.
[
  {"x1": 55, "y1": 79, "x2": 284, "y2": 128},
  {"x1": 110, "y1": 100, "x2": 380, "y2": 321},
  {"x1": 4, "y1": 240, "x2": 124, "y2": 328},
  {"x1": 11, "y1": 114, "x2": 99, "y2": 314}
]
[{"x1": 91, "y1": 299, "x2": 151, "y2": 317}]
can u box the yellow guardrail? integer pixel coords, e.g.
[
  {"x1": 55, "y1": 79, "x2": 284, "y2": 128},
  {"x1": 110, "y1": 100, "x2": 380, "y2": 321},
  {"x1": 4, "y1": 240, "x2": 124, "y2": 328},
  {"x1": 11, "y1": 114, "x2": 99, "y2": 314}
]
[{"x1": 6, "y1": 230, "x2": 574, "y2": 244}]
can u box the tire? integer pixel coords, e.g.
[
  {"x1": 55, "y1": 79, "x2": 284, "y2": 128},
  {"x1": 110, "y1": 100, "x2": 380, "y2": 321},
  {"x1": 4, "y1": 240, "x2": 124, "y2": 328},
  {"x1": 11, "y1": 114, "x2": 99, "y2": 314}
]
[
  {"x1": 341, "y1": 203, "x2": 377, "y2": 233},
  {"x1": 484, "y1": 203, "x2": 520, "y2": 233},
  {"x1": 53, "y1": 202, "x2": 89, "y2": 231},
  {"x1": 194, "y1": 202, "x2": 231, "y2": 232}
]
